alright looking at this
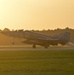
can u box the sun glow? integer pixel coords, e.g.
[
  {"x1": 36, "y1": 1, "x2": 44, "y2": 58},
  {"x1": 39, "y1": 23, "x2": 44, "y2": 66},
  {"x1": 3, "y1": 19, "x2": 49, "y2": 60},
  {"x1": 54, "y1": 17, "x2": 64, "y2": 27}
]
[{"x1": 0, "y1": 0, "x2": 74, "y2": 30}]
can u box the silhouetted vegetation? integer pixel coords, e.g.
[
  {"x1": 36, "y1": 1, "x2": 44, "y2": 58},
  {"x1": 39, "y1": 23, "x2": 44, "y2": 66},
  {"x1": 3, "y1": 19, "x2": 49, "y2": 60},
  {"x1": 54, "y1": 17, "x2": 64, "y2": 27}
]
[{"x1": 3, "y1": 28, "x2": 10, "y2": 32}]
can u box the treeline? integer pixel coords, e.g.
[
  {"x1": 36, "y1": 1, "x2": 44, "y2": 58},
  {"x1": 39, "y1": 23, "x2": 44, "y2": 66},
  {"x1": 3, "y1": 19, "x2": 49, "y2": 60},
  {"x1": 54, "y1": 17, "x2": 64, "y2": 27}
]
[
  {"x1": 0, "y1": 27, "x2": 74, "y2": 32},
  {"x1": 1, "y1": 27, "x2": 74, "y2": 43}
]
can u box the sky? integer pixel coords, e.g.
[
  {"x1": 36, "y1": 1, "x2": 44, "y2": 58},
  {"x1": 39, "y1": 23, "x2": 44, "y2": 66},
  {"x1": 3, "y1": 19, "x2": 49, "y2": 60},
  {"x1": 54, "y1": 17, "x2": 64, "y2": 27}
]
[{"x1": 0, "y1": 0, "x2": 74, "y2": 30}]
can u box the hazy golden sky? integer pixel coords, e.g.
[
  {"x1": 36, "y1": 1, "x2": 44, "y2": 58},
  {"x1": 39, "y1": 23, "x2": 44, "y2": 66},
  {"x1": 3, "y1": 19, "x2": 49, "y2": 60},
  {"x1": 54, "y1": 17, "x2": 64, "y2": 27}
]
[{"x1": 0, "y1": 0, "x2": 74, "y2": 30}]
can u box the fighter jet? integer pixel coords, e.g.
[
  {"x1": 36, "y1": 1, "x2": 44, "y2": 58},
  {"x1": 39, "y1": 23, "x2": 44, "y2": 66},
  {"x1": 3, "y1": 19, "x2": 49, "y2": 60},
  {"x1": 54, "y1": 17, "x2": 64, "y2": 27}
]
[{"x1": 2, "y1": 31, "x2": 70, "y2": 48}]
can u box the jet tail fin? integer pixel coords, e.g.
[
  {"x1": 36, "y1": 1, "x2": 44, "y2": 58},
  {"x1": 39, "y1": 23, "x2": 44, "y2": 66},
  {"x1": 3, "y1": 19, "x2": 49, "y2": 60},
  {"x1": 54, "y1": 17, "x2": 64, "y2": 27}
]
[{"x1": 53, "y1": 32, "x2": 70, "y2": 42}]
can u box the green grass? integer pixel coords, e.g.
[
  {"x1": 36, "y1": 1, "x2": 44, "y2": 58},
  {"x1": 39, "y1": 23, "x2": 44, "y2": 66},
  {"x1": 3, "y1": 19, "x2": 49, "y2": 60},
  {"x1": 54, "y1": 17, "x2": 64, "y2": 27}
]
[{"x1": 0, "y1": 50, "x2": 74, "y2": 75}]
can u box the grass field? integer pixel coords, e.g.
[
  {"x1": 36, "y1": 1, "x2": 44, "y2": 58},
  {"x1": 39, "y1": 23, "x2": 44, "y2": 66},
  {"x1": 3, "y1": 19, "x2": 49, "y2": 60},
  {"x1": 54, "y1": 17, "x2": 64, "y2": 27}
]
[{"x1": 0, "y1": 50, "x2": 74, "y2": 75}]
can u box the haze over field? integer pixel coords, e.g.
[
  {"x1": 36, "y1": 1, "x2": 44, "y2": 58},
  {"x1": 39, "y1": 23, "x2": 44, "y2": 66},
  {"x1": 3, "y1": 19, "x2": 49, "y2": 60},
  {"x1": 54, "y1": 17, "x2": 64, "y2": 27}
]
[
  {"x1": 0, "y1": 32, "x2": 23, "y2": 45},
  {"x1": 0, "y1": 0, "x2": 74, "y2": 30}
]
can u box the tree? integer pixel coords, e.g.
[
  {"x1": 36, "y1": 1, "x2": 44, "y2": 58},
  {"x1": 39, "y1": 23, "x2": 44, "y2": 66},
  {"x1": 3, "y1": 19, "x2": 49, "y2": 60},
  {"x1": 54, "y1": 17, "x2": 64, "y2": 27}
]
[{"x1": 3, "y1": 28, "x2": 10, "y2": 32}]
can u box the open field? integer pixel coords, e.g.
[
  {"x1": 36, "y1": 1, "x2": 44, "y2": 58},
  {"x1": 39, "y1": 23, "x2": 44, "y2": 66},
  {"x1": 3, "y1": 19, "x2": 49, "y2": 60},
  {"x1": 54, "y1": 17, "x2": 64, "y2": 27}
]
[{"x1": 0, "y1": 47, "x2": 74, "y2": 75}]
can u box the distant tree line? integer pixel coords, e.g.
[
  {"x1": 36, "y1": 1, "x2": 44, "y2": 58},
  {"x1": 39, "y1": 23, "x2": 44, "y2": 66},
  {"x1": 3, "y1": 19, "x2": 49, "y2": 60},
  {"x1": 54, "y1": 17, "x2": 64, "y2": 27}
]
[{"x1": 1, "y1": 27, "x2": 74, "y2": 32}]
